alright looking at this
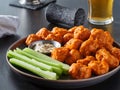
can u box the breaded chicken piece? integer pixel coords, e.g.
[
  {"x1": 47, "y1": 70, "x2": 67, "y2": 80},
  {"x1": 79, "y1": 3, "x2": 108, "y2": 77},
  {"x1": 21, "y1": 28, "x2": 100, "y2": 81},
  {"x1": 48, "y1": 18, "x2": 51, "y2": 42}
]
[
  {"x1": 74, "y1": 26, "x2": 91, "y2": 41},
  {"x1": 77, "y1": 56, "x2": 96, "y2": 65},
  {"x1": 63, "y1": 33, "x2": 74, "y2": 44},
  {"x1": 25, "y1": 34, "x2": 42, "y2": 46},
  {"x1": 96, "y1": 48, "x2": 119, "y2": 69},
  {"x1": 110, "y1": 47, "x2": 120, "y2": 61},
  {"x1": 79, "y1": 38, "x2": 99, "y2": 57},
  {"x1": 69, "y1": 63, "x2": 92, "y2": 79},
  {"x1": 90, "y1": 28, "x2": 114, "y2": 49},
  {"x1": 65, "y1": 49, "x2": 81, "y2": 65},
  {"x1": 68, "y1": 26, "x2": 78, "y2": 33},
  {"x1": 45, "y1": 33, "x2": 63, "y2": 43},
  {"x1": 51, "y1": 27, "x2": 68, "y2": 36},
  {"x1": 79, "y1": 28, "x2": 114, "y2": 57},
  {"x1": 64, "y1": 38, "x2": 83, "y2": 50},
  {"x1": 51, "y1": 47, "x2": 69, "y2": 62},
  {"x1": 88, "y1": 60, "x2": 109, "y2": 75},
  {"x1": 36, "y1": 27, "x2": 51, "y2": 39}
]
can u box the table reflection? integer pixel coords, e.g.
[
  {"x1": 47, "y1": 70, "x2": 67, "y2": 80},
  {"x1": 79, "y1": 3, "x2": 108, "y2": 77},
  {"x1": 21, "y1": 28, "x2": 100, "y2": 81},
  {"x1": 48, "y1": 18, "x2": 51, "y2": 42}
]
[{"x1": 88, "y1": 23, "x2": 113, "y2": 34}]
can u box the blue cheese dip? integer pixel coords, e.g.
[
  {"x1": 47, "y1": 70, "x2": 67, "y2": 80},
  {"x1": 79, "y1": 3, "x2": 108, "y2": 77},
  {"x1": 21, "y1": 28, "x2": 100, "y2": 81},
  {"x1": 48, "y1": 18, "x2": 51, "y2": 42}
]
[{"x1": 34, "y1": 43, "x2": 56, "y2": 53}]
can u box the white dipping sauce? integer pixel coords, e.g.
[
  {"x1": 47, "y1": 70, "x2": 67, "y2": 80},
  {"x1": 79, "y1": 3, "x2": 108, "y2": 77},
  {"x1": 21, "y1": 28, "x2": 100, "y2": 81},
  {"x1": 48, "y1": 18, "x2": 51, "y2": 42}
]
[{"x1": 34, "y1": 43, "x2": 55, "y2": 53}]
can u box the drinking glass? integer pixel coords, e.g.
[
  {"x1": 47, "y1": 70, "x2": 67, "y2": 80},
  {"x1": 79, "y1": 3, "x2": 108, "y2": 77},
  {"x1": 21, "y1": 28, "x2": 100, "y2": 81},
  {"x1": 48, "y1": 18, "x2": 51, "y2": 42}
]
[{"x1": 88, "y1": 0, "x2": 114, "y2": 25}]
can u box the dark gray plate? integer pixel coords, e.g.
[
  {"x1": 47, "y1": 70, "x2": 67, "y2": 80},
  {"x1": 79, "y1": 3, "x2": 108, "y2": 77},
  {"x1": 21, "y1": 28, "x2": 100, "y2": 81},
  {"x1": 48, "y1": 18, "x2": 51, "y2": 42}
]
[{"x1": 6, "y1": 37, "x2": 120, "y2": 89}]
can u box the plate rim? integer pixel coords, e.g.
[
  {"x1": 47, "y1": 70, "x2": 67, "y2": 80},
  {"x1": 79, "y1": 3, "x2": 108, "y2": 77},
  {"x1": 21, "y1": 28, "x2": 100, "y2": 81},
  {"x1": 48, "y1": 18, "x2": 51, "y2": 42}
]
[{"x1": 6, "y1": 37, "x2": 120, "y2": 88}]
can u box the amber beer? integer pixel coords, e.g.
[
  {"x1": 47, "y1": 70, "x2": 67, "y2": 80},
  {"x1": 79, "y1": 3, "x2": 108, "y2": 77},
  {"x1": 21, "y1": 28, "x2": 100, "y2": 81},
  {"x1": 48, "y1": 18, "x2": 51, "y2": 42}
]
[{"x1": 88, "y1": 0, "x2": 114, "y2": 25}]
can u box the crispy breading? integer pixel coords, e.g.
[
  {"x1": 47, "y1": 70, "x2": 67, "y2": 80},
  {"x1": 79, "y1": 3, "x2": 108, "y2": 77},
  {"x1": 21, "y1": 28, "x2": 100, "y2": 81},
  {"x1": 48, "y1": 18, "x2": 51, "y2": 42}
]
[
  {"x1": 90, "y1": 28, "x2": 114, "y2": 49},
  {"x1": 77, "y1": 56, "x2": 96, "y2": 65},
  {"x1": 63, "y1": 33, "x2": 74, "y2": 44},
  {"x1": 68, "y1": 26, "x2": 78, "y2": 33},
  {"x1": 51, "y1": 27, "x2": 68, "y2": 36},
  {"x1": 69, "y1": 63, "x2": 92, "y2": 79},
  {"x1": 79, "y1": 28, "x2": 114, "y2": 57},
  {"x1": 65, "y1": 49, "x2": 81, "y2": 65},
  {"x1": 88, "y1": 60, "x2": 109, "y2": 75},
  {"x1": 110, "y1": 47, "x2": 120, "y2": 61},
  {"x1": 25, "y1": 34, "x2": 42, "y2": 45},
  {"x1": 51, "y1": 47, "x2": 69, "y2": 62},
  {"x1": 45, "y1": 33, "x2": 63, "y2": 43},
  {"x1": 74, "y1": 26, "x2": 91, "y2": 41},
  {"x1": 36, "y1": 27, "x2": 51, "y2": 39},
  {"x1": 64, "y1": 38, "x2": 83, "y2": 50},
  {"x1": 79, "y1": 38, "x2": 99, "y2": 57},
  {"x1": 96, "y1": 48, "x2": 119, "y2": 69}
]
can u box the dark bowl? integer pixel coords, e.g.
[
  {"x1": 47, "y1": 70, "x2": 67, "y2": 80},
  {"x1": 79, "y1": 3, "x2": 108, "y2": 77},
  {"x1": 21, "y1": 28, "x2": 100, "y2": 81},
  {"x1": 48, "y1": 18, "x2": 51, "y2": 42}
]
[
  {"x1": 6, "y1": 37, "x2": 120, "y2": 89},
  {"x1": 28, "y1": 40, "x2": 61, "y2": 55}
]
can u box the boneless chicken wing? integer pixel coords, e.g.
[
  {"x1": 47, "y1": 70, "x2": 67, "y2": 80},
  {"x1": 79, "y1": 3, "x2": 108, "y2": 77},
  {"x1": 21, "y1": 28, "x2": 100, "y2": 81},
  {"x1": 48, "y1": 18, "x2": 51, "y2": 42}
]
[
  {"x1": 90, "y1": 28, "x2": 114, "y2": 49},
  {"x1": 79, "y1": 28, "x2": 114, "y2": 57},
  {"x1": 45, "y1": 33, "x2": 63, "y2": 43},
  {"x1": 68, "y1": 26, "x2": 78, "y2": 33},
  {"x1": 96, "y1": 48, "x2": 119, "y2": 69},
  {"x1": 77, "y1": 56, "x2": 96, "y2": 65},
  {"x1": 65, "y1": 49, "x2": 81, "y2": 65},
  {"x1": 51, "y1": 47, "x2": 69, "y2": 62},
  {"x1": 25, "y1": 34, "x2": 42, "y2": 45},
  {"x1": 65, "y1": 38, "x2": 83, "y2": 50},
  {"x1": 69, "y1": 63, "x2": 92, "y2": 79},
  {"x1": 51, "y1": 27, "x2": 68, "y2": 36},
  {"x1": 88, "y1": 60, "x2": 109, "y2": 75},
  {"x1": 63, "y1": 33, "x2": 74, "y2": 44},
  {"x1": 79, "y1": 38, "x2": 99, "y2": 57},
  {"x1": 110, "y1": 47, "x2": 120, "y2": 60},
  {"x1": 36, "y1": 27, "x2": 51, "y2": 39},
  {"x1": 74, "y1": 26, "x2": 91, "y2": 41}
]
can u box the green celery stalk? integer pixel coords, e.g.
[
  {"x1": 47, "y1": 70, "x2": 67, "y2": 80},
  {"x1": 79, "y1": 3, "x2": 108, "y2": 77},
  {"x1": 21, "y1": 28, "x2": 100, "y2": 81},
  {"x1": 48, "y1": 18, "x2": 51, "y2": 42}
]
[
  {"x1": 52, "y1": 66, "x2": 62, "y2": 75},
  {"x1": 15, "y1": 48, "x2": 61, "y2": 68},
  {"x1": 23, "y1": 48, "x2": 70, "y2": 72},
  {"x1": 7, "y1": 50, "x2": 53, "y2": 71},
  {"x1": 7, "y1": 50, "x2": 14, "y2": 58},
  {"x1": 15, "y1": 48, "x2": 63, "y2": 75},
  {"x1": 9, "y1": 58, "x2": 57, "y2": 80}
]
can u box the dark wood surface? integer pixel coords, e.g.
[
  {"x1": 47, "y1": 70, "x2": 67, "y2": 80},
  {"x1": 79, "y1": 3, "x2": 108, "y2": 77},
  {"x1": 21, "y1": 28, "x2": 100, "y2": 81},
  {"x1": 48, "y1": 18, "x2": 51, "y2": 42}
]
[{"x1": 1, "y1": 0, "x2": 120, "y2": 90}]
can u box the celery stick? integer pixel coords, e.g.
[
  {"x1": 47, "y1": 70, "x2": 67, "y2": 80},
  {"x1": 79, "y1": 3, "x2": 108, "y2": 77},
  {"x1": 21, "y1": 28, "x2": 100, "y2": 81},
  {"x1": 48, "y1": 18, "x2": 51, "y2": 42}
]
[
  {"x1": 7, "y1": 50, "x2": 53, "y2": 71},
  {"x1": 15, "y1": 48, "x2": 61, "y2": 68},
  {"x1": 7, "y1": 50, "x2": 13, "y2": 58},
  {"x1": 9, "y1": 58, "x2": 57, "y2": 80},
  {"x1": 10, "y1": 48, "x2": 63, "y2": 75},
  {"x1": 52, "y1": 66, "x2": 62, "y2": 75},
  {"x1": 23, "y1": 48, "x2": 70, "y2": 71},
  {"x1": 15, "y1": 48, "x2": 63, "y2": 75}
]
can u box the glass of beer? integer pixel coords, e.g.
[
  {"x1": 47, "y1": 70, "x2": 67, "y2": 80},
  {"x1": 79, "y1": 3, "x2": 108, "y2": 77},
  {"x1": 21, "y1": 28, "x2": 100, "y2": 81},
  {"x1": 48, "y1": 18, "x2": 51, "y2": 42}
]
[{"x1": 88, "y1": 0, "x2": 114, "y2": 25}]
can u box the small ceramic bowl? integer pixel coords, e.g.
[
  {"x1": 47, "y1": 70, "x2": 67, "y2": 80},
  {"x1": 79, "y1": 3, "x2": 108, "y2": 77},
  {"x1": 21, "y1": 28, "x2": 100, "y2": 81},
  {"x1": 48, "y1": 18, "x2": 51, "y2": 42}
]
[{"x1": 28, "y1": 40, "x2": 61, "y2": 55}]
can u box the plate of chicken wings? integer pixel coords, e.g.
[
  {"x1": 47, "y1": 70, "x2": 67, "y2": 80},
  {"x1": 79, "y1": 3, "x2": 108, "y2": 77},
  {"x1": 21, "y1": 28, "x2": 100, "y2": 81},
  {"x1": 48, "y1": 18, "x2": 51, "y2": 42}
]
[{"x1": 6, "y1": 25, "x2": 120, "y2": 89}]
